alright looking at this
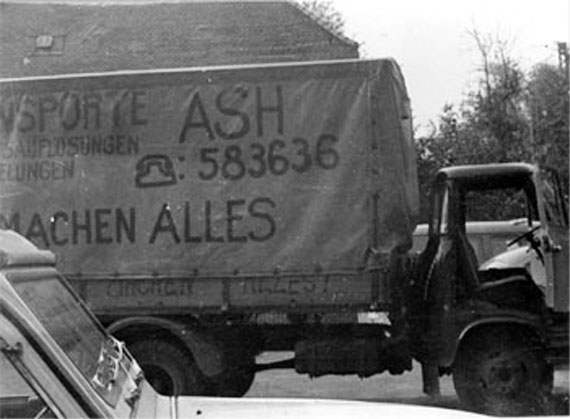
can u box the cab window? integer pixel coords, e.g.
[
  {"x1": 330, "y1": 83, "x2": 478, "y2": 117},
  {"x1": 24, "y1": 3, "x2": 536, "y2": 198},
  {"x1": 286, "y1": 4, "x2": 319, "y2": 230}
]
[
  {"x1": 464, "y1": 187, "x2": 530, "y2": 223},
  {"x1": 428, "y1": 183, "x2": 449, "y2": 237}
]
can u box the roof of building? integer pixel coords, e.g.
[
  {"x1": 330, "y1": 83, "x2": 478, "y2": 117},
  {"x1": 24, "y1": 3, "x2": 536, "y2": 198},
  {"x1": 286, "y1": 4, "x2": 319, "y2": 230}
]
[{"x1": 0, "y1": 0, "x2": 359, "y2": 78}]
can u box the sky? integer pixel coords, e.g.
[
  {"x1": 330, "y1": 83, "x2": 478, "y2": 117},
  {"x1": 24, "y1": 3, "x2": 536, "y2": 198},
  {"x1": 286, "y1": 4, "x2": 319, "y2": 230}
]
[{"x1": 329, "y1": 0, "x2": 569, "y2": 134}]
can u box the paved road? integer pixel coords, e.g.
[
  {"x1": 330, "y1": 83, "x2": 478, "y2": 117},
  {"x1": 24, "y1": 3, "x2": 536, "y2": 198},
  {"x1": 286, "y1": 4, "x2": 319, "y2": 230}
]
[{"x1": 246, "y1": 353, "x2": 569, "y2": 415}]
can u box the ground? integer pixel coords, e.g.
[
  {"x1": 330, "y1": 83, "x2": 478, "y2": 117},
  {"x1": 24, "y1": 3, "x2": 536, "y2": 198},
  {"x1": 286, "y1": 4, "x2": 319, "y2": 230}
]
[{"x1": 247, "y1": 354, "x2": 569, "y2": 416}]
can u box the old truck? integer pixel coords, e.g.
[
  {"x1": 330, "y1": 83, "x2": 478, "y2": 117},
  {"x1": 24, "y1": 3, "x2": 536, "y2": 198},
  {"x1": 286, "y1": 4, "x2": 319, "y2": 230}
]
[
  {"x1": 0, "y1": 58, "x2": 567, "y2": 414},
  {"x1": 407, "y1": 163, "x2": 568, "y2": 414}
]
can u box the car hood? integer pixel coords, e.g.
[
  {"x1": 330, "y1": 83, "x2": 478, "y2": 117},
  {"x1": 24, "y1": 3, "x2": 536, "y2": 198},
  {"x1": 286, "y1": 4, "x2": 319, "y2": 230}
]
[{"x1": 169, "y1": 396, "x2": 483, "y2": 419}]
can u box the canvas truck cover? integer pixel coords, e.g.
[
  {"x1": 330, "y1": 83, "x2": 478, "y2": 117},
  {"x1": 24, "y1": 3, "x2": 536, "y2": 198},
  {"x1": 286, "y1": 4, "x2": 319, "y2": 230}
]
[{"x1": 0, "y1": 59, "x2": 418, "y2": 308}]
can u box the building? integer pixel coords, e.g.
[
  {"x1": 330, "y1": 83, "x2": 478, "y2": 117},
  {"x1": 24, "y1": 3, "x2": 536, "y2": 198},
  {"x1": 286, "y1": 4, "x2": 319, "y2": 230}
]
[{"x1": 0, "y1": 0, "x2": 359, "y2": 77}]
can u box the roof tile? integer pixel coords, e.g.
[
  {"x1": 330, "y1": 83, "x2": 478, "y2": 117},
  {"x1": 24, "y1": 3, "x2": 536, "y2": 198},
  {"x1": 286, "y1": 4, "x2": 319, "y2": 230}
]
[{"x1": 0, "y1": 1, "x2": 359, "y2": 77}]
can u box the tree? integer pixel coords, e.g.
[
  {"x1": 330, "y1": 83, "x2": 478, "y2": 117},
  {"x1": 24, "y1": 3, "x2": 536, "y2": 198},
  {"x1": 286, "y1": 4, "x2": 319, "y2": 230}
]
[
  {"x1": 415, "y1": 32, "x2": 569, "y2": 222},
  {"x1": 526, "y1": 61, "x2": 569, "y2": 192},
  {"x1": 461, "y1": 29, "x2": 531, "y2": 163},
  {"x1": 298, "y1": 0, "x2": 346, "y2": 36}
]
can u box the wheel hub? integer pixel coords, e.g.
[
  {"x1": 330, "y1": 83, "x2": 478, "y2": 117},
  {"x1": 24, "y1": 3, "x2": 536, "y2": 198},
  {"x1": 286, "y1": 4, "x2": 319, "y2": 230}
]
[{"x1": 482, "y1": 356, "x2": 526, "y2": 397}]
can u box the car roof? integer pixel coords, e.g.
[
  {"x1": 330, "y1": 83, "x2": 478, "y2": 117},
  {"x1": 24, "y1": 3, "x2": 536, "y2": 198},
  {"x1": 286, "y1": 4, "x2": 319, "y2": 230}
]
[{"x1": 0, "y1": 230, "x2": 56, "y2": 269}]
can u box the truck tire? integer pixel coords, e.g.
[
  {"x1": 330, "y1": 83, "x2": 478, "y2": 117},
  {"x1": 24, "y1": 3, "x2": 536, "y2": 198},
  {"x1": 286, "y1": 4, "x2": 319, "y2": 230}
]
[
  {"x1": 129, "y1": 339, "x2": 209, "y2": 396},
  {"x1": 213, "y1": 357, "x2": 255, "y2": 397},
  {"x1": 453, "y1": 326, "x2": 553, "y2": 415}
]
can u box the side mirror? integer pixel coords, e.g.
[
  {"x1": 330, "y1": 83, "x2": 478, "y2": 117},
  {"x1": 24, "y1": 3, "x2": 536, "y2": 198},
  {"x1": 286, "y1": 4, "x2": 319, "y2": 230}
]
[{"x1": 542, "y1": 235, "x2": 562, "y2": 253}]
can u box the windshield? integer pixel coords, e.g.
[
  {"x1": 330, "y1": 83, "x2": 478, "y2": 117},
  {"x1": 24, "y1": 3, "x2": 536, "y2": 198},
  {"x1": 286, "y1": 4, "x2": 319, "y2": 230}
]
[{"x1": 10, "y1": 272, "x2": 130, "y2": 408}]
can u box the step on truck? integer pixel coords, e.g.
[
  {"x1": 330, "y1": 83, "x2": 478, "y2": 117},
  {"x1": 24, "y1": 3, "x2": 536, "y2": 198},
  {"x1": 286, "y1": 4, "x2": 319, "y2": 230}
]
[{"x1": 0, "y1": 59, "x2": 567, "y2": 414}]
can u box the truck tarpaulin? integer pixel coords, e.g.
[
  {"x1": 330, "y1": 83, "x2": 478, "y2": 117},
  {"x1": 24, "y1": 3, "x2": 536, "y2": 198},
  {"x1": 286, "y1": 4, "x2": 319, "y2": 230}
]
[{"x1": 0, "y1": 59, "x2": 418, "y2": 281}]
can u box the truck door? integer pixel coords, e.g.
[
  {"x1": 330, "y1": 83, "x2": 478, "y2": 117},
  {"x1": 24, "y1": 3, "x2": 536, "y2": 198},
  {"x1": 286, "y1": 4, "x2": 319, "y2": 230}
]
[{"x1": 538, "y1": 168, "x2": 569, "y2": 312}]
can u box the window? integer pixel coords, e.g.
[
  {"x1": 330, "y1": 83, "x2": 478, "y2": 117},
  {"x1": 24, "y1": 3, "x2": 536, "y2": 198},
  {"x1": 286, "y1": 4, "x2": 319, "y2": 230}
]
[
  {"x1": 10, "y1": 274, "x2": 129, "y2": 408},
  {"x1": 35, "y1": 35, "x2": 54, "y2": 49},
  {"x1": 464, "y1": 187, "x2": 530, "y2": 223},
  {"x1": 428, "y1": 183, "x2": 449, "y2": 237},
  {"x1": 0, "y1": 352, "x2": 56, "y2": 418},
  {"x1": 30, "y1": 35, "x2": 65, "y2": 56}
]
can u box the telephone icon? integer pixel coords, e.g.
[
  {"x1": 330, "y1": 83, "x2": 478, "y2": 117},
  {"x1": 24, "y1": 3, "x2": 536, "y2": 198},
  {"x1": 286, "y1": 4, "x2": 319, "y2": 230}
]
[{"x1": 135, "y1": 155, "x2": 178, "y2": 188}]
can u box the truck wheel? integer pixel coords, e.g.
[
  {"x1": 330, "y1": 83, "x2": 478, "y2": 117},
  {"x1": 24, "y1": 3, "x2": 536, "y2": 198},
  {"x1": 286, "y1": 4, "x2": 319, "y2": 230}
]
[
  {"x1": 213, "y1": 355, "x2": 255, "y2": 397},
  {"x1": 453, "y1": 327, "x2": 553, "y2": 415},
  {"x1": 128, "y1": 339, "x2": 208, "y2": 396}
]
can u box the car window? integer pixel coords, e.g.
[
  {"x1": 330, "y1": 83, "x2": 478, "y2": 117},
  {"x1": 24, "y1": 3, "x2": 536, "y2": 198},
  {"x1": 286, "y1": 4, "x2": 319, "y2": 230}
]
[
  {"x1": 0, "y1": 351, "x2": 56, "y2": 419},
  {"x1": 10, "y1": 274, "x2": 129, "y2": 408}
]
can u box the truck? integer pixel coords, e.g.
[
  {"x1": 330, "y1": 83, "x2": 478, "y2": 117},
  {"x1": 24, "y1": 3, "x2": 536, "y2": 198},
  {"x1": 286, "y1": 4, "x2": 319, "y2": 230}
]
[
  {"x1": 407, "y1": 163, "x2": 568, "y2": 414},
  {"x1": 0, "y1": 229, "x2": 475, "y2": 419},
  {"x1": 0, "y1": 58, "x2": 567, "y2": 414}
]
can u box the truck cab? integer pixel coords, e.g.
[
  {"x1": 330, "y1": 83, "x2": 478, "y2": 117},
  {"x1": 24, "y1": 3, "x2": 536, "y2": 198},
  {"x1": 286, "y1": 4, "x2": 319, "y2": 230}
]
[{"x1": 409, "y1": 163, "x2": 569, "y2": 414}]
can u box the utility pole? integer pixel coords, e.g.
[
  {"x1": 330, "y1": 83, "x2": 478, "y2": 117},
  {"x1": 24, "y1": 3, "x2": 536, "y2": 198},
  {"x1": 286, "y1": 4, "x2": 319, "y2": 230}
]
[{"x1": 558, "y1": 42, "x2": 569, "y2": 85}]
